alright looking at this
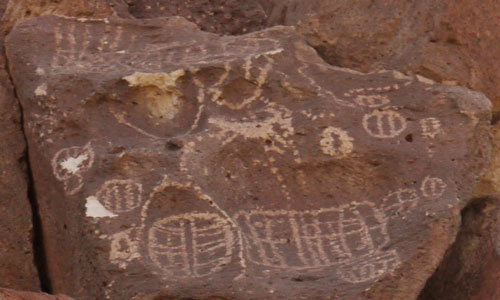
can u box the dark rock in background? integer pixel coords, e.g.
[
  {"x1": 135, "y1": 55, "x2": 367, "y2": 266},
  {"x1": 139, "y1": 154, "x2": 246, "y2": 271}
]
[
  {"x1": 418, "y1": 197, "x2": 500, "y2": 300},
  {"x1": 0, "y1": 0, "x2": 40, "y2": 292},
  {"x1": 0, "y1": 288, "x2": 73, "y2": 300},
  {"x1": 5, "y1": 13, "x2": 491, "y2": 300},
  {"x1": 125, "y1": 0, "x2": 268, "y2": 35},
  {"x1": 264, "y1": 0, "x2": 500, "y2": 112}
]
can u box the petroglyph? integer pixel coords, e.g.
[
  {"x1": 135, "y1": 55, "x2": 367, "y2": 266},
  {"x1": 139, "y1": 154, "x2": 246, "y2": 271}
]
[
  {"x1": 420, "y1": 117, "x2": 443, "y2": 139},
  {"x1": 96, "y1": 179, "x2": 143, "y2": 214},
  {"x1": 148, "y1": 212, "x2": 235, "y2": 278},
  {"x1": 109, "y1": 229, "x2": 141, "y2": 269},
  {"x1": 337, "y1": 250, "x2": 401, "y2": 283},
  {"x1": 343, "y1": 85, "x2": 397, "y2": 108},
  {"x1": 354, "y1": 95, "x2": 390, "y2": 108},
  {"x1": 421, "y1": 176, "x2": 447, "y2": 198},
  {"x1": 234, "y1": 201, "x2": 400, "y2": 282},
  {"x1": 141, "y1": 177, "x2": 245, "y2": 278},
  {"x1": 51, "y1": 143, "x2": 94, "y2": 195},
  {"x1": 51, "y1": 21, "x2": 134, "y2": 71},
  {"x1": 362, "y1": 110, "x2": 407, "y2": 138},
  {"x1": 207, "y1": 105, "x2": 295, "y2": 153},
  {"x1": 382, "y1": 188, "x2": 420, "y2": 216},
  {"x1": 320, "y1": 127, "x2": 354, "y2": 157}
]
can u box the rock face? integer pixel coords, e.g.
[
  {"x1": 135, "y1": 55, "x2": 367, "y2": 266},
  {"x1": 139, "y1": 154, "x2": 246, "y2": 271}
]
[
  {"x1": 5, "y1": 15, "x2": 491, "y2": 300},
  {"x1": 126, "y1": 0, "x2": 268, "y2": 35},
  {"x1": 0, "y1": 0, "x2": 40, "y2": 291},
  {"x1": 265, "y1": 0, "x2": 500, "y2": 111},
  {"x1": 0, "y1": 288, "x2": 73, "y2": 300}
]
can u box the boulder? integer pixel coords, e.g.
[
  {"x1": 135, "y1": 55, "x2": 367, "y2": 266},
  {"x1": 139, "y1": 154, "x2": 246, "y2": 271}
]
[
  {"x1": 5, "y1": 15, "x2": 491, "y2": 299},
  {"x1": 0, "y1": 288, "x2": 73, "y2": 300},
  {"x1": 418, "y1": 197, "x2": 500, "y2": 300},
  {"x1": 264, "y1": 0, "x2": 500, "y2": 111},
  {"x1": 0, "y1": 0, "x2": 40, "y2": 291}
]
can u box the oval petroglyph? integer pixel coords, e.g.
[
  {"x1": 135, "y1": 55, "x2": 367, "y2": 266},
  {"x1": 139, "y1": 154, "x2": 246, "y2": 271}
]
[
  {"x1": 320, "y1": 127, "x2": 354, "y2": 157},
  {"x1": 362, "y1": 110, "x2": 407, "y2": 138},
  {"x1": 51, "y1": 142, "x2": 94, "y2": 195},
  {"x1": 421, "y1": 176, "x2": 447, "y2": 198},
  {"x1": 354, "y1": 95, "x2": 390, "y2": 108},
  {"x1": 96, "y1": 179, "x2": 143, "y2": 214}
]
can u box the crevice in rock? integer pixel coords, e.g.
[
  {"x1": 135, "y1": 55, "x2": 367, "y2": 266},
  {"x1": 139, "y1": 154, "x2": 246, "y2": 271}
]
[
  {"x1": 2, "y1": 46, "x2": 53, "y2": 293},
  {"x1": 417, "y1": 196, "x2": 500, "y2": 300}
]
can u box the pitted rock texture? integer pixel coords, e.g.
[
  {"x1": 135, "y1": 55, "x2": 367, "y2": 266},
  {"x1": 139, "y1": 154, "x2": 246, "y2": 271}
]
[
  {"x1": 5, "y1": 15, "x2": 491, "y2": 300},
  {"x1": 0, "y1": 1, "x2": 40, "y2": 291},
  {"x1": 126, "y1": 0, "x2": 268, "y2": 35},
  {"x1": 0, "y1": 288, "x2": 73, "y2": 300},
  {"x1": 265, "y1": 0, "x2": 500, "y2": 111}
]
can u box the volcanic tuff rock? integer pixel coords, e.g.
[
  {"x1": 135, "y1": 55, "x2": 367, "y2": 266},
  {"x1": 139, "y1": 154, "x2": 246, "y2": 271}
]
[
  {"x1": 0, "y1": 288, "x2": 73, "y2": 300},
  {"x1": 0, "y1": 0, "x2": 40, "y2": 292},
  {"x1": 5, "y1": 14, "x2": 491, "y2": 300},
  {"x1": 264, "y1": 0, "x2": 500, "y2": 111}
]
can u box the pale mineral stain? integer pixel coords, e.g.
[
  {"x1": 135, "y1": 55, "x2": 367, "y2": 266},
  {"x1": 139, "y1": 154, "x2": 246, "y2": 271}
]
[
  {"x1": 123, "y1": 71, "x2": 186, "y2": 120},
  {"x1": 60, "y1": 153, "x2": 88, "y2": 174},
  {"x1": 85, "y1": 196, "x2": 118, "y2": 218},
  {"x1": 34, "y1": 83, "x2": 47, "y2": 96}
]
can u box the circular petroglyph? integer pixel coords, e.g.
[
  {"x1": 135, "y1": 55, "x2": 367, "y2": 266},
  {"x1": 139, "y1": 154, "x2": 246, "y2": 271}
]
[
  {"x1": 148, "y1": 212, "x2": 235, "y2": 278},
  {"x1": 362, "y1": 110, "x2": 407, "y2": 138},
  {"x1": 96, "y1": 179, "x2": 143, "y2": 213},
  {"x1": 320, "y1": 127, "x2": 354, "y2": 157},
  {"x1": 420, "y1": 176, "x2": 447, "y2": 198},
  {"x1": 51, "y1": 143, "x2": 94, "y2": 195}
]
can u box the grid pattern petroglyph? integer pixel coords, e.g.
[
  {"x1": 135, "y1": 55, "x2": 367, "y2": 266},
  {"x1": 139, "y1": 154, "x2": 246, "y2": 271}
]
[
  {"x1": 96, "y1": 179, "x2": 143, "y2": 213},
  {"x1": 234, "y1": 202, "x2": 390, "y2": 271},
  {"x1": 148, "y1": 212, "x2": 235, "y2": 277}
]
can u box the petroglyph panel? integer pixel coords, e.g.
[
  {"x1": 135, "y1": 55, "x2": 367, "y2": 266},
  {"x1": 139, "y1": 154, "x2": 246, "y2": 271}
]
[
  {"x1": 148, "y1": 212, "x2": 235, "y2": 278},
  {"x1": 421, "y1": 176, "x2": 447, "y2": 198},
  {"x1": 96, "y1": 179, "x2": 143, "y2": 213},
  {"x1": 234, "y1": 202, "x2": 393, "y2": 273},
  {"x1": 363, "y1": 110, "x2": 407, "y2": 138},
  {"x1": 51, "y1": 143, "x2": 94, "y2": 195},
  {"x1": 5, "y1": 13, "x2": 493, "y2": 300},
  {"x1": 320, "y1": 127, "x2": 354, "y2": 157}
]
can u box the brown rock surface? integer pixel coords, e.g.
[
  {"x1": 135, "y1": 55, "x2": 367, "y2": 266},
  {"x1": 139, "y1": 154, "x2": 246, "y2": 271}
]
[
  {"x1": 125, "y1": 0, "x2": 268, "y2": 35},
  {"x1": 265, "y1": 0, "x2": 500, "y2": 111},
  {"x1": 0, "y1": 288, "x2": 73, "y2": 300},
  {"x1": 418, "y1": 197, "x2": 500, "y2": 300},
  {"x1": 2, "y1": 0, "x2": 130, "y2": 33},
  {"x1": 5, "y1": 15, "x2": 491, "y2": 300},
  {"x1": 0, "y1": 0, "x2": 40, "y2": 291}
]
